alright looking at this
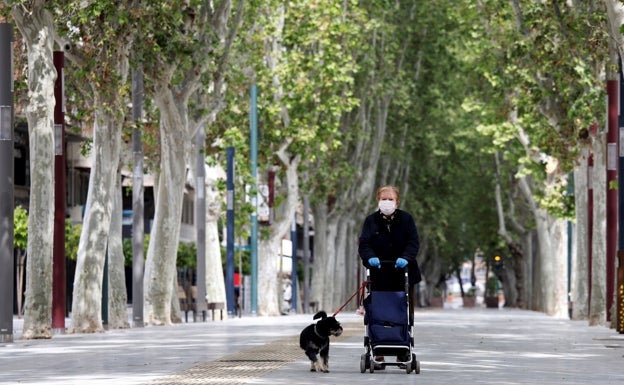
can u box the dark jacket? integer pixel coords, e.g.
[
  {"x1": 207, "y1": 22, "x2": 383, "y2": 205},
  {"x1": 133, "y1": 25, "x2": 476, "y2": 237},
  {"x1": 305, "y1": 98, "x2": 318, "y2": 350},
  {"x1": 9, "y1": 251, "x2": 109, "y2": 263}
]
[{"x1": 358, "y1": 209, "x2": 422, "y2": 287}]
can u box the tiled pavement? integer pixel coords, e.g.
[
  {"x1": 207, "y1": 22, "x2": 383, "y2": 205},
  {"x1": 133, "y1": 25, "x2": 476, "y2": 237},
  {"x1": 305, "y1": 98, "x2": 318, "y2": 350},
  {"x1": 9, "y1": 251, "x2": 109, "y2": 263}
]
[{"x1": 2, "y1": 302, "x2": 623, "y2": 385}]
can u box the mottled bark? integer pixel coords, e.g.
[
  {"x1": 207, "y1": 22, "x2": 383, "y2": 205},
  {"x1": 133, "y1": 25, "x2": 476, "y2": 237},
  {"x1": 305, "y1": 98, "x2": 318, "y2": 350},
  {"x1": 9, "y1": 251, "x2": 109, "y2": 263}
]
[
  {"x1": 205, "y1": 172, "x2": 226, "y2": 309},
  {"x1": 310, "y1": 204, "x2": 327, "y2": 309},
  {"x1": 332, "y1": 217, "x2": 349, "y2": 310},
  {"x1": 589, "y1": 133, "x2": 607, "y2": 326},
  {"x1": 512, "y1": 170, "x2": 569, "y2": 317},
  {"x1": 70, "y1": 114, "x2": 121, "y2": 333},
  {"x1": 170, "y1": 277, "x2": 182, "y2": 324},
  {"x1": 143, "y1": 101, "x2": 188, "y2": 325},
  {"x1": 535, "y1": 212, "x2": 569, "y2": 318},
  {"x1": 258, "y1": 151, "x2": 300, "y2": 316},
  {"x1": 107, "y1": 172, "x2": 129, "y2": 329},
  {"x1": 571, "y1": 149, "x2": 589, "y2": 320},
  {"x1": 521, "y1": 232, "x2": 535, "y2": 310},
  {"x1": 12, "y1": 2, "x2": 56, "y2": 340},
  {"x1": 322, "y1": 218, "x2": 338, "y2": 310},
  {"x1": 257, "y1": 238, "x2": 281, "y2": 316}
]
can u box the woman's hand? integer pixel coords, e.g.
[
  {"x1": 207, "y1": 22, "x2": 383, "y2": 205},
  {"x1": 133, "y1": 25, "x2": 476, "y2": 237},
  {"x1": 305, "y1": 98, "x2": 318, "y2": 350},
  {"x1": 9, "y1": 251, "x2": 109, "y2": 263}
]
[
  {"x1": 368, "y1": 257, "x2": 381, "y2": 268},
  {"x1": 395, "y1": 257, "x2": 408, "y2": 268}
]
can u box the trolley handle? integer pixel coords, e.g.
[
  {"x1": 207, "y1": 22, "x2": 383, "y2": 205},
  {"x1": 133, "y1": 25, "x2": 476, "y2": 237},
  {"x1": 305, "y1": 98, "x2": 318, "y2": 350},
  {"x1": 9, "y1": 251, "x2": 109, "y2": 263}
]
[
  {"x1": 379, "y1": 259, "x2": 409, "y2": 270},
  {"x1": 366, "y1": 260, "x2": 409, "y2": 281},
  {"x1": 365, "y1": 260, "x2": 409, "y2": 278}
]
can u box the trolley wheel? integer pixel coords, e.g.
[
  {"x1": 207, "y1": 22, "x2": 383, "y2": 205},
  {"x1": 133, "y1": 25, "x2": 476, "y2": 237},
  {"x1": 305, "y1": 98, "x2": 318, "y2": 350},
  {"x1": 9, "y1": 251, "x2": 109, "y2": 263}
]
[
  {"x1": 370, "y1": 361, "x2": 375, "y2": 373},
  {"x1": 412, "y1": 354, "x2": 420, "y2": 374},
  {"x1": 406, "y1": 361, "x2": 412, "y2": 374},
  {"x1": 360, "y1": 354, "x2": 367, "y2": 373}
]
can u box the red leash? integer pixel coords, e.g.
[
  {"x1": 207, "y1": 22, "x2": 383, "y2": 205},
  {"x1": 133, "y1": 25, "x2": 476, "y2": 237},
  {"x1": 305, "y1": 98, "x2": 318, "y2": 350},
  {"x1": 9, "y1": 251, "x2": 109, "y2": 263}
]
[{"x1": 332, "y1": 280, "x2": 368, "y2": 317}]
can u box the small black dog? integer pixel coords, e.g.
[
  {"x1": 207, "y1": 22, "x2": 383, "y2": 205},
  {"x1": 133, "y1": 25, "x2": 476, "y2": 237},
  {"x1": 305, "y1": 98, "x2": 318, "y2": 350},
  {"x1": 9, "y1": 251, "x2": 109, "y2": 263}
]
[{"x1": 299, "y1": 311, "x2": 343, "y2": 373}]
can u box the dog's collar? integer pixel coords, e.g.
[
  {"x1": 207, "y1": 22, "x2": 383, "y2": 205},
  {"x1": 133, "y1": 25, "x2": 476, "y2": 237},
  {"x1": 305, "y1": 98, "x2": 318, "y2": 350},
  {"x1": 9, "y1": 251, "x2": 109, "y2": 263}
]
[{"x1": 314, "y1": 324, "x2": 325, "y2": 339}]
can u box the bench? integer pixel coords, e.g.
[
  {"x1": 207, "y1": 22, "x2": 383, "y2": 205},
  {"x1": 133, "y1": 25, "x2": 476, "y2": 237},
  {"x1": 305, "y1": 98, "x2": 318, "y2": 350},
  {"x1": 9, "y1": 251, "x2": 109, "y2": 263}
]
[
  {"x1": 207, "y1": 302, "x2": 225, "y2": 321},
  {"x1": 179, "y1": 285, "x2": 208, "y2": 322},
  {"x1": 179, "y1": 285, "x2": 223, "y2": 322}
]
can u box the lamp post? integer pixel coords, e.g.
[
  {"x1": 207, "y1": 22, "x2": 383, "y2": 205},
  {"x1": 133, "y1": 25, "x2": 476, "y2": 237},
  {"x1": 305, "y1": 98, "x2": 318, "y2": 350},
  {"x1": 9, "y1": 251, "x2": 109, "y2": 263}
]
[
  {"x1": 131, "y1": 65, "x2": 144, "y2": 327},
  {"x1": 290, "y1": 214, "x2": 298, "y2": 313},
  {"x1": 617, "y1": 60, "x2": 624, "y2": 333},
  {"x1": 606, "y1": 80, "x2": 618, "y2": 322},
  {"x1": 250, "y1": 85, "x2": 258, "y2": 315},
  {"x1": 196, "y1": 128, "x2": 207, "y2": 320},
  {"x1": 226, "y1": 146, "x2": 235, "y2": 314},
  {"x1": 0, "y1": 22, "x2": 14, "y2": 344},
  {"x1": 52, "y1": 51, "x2": 66, "y2": 334}
]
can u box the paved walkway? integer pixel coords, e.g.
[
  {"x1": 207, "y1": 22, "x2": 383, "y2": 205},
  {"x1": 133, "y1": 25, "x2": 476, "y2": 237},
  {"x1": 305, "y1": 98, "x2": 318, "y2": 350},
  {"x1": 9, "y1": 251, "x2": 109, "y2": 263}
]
[{"x1": 1, "y1": 304, "x2": 623, "y2": 385}]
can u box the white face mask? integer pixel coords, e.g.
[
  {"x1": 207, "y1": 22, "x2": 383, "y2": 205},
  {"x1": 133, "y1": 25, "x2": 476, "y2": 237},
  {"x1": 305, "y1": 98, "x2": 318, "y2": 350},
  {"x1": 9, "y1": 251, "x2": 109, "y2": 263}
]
[{"x1": 378, "y1": 200, "x2": 396, "y2": 216}]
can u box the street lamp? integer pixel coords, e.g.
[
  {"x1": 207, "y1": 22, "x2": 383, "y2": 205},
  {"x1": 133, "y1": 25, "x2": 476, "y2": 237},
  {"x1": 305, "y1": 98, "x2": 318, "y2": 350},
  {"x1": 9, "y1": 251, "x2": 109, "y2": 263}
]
[{"x1": 0, "y1": 22, "x2": 14, "y2": 344}]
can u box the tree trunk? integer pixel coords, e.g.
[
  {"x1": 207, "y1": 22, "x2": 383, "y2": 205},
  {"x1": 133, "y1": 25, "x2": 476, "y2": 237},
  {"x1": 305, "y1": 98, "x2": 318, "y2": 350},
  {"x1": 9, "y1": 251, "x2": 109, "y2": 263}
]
[
  {"x1": 170, "y1": 277, "x2": 182, "y2": 324},
  {"x1": 422, "y1": 241, "x2": 442, "y2": 305},
  {"x1": 332, "y1": 216, "x2": 349, "y2": 310},
  {"x1": 143, "y1": 151, "x2": 186, "y2": 324},
  {"x1": 143, "y1": 96, "x2": 188, "y2": 325},
  {"x1": 258, "y1": 153, "x2": 300, "y2": 316},
  {"x1": 205, "y1": 174, "x2": 226, "y2": 310},
  {"x1": 257, "y1": 237, "x2": 281, "y2": 316},
  {"x1": 310, "y1": 204, "x2": 328, "y2": 310},
  {"x1": 70, "y1": 114, "x2": 121, "y2": 333},
  {"x1": 506, "y1": 241, "x2": 525, "y2": 308},
  {"x1": 536, "y1": 212, "x2": 569, "y2": 317},
  {"x1": 323, "y1": 219, "x2": 339, "y2": 310},
  {"x1": 309, "y1": 205, "x2": 343, "y2": 313},
  {"x1": 494, "y1": 151, "x2": 530, "y2": 310},
  {"x1": 13, "y1": 2, "x2": 56, "y2": 339},
  {"x1": 571, "y1": 149, "x2": 590, "y2": 320},
  {"x1": 523, "y1": 231, "x2": 536, "y2": 310},
  {"x1": 107, "y1": 171, "x2": 129, "y2": 329},
  {"x1": 589, "y1": 133, "x2": 607, "y2": 326},
  {"x1": 516, "y1": 174, "x2": 568, "y2": 317},
  {"x1": 343, "y1": 217, "x2": 361, "y2": 308},
  {"x1": 139, "y1": 0, "x2": 240, "y2": 323}
]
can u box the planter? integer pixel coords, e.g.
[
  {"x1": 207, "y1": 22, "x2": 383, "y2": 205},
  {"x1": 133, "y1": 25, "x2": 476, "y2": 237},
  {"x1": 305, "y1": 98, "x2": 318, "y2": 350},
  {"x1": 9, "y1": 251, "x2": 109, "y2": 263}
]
[
  {"x1": 462, "y1": 296, "x2": 476, "y2": 308},
  {"x1": 430, "y1": 297, "x2": 443, "y2": 308},
  {"x1": 485, "y1": 296, "x2": 499, "y2": 308}
]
